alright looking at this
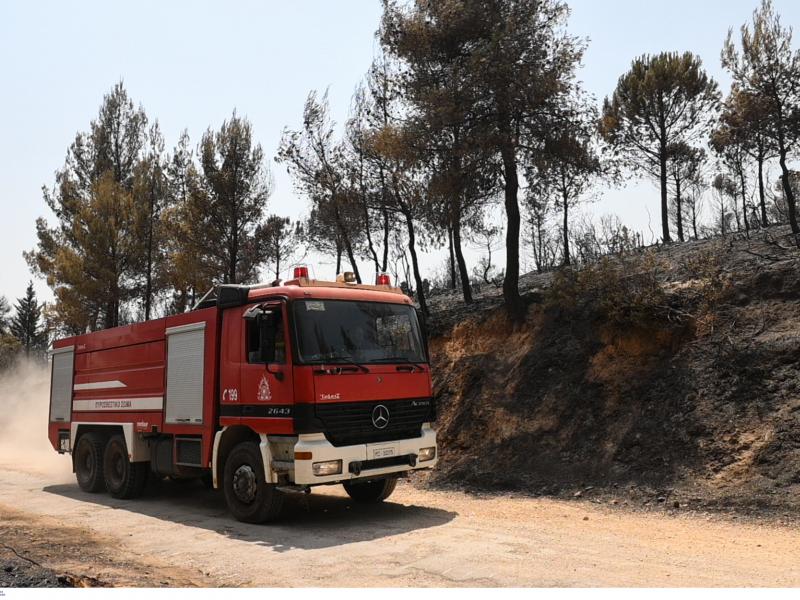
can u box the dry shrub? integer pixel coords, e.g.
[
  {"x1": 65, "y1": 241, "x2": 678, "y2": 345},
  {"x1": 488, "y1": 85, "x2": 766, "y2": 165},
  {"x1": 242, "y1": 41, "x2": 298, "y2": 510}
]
[
  {"x1": 680, "y1": 247, "x2": 729, "y2": 329},
  {"x1": 546, "y1": 252, "x2": 672, "y2": 327}
]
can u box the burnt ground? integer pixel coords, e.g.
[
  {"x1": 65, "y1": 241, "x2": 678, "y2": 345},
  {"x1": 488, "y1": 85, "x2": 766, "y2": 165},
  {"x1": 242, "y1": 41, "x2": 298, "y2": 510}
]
[
  {"x1": 0, "y1": 548, "x2": 72, "y2": 588},
  {"x1": 423, "y1": 225, "x2": 800, "y2": 516},
  {"x1": 0, "y1": 510, "x2": 109, "y2": 588},
  {"x1": 0, "y1": 505, "x2": 210, "y2": 587}
]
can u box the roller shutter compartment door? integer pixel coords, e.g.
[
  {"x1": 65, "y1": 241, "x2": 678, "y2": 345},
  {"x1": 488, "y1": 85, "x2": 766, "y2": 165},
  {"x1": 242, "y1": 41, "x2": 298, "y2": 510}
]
[
  {"x1": 49, "y1": 346, "x2": 74, "y2": 423},
  {"x1": 165, "y1": 322, "x2": 206, "y2": 424}
]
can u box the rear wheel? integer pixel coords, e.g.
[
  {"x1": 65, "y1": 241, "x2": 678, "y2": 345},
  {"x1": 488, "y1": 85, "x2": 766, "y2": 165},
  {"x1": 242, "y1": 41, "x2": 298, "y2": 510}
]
[
  {"x1": 223, "y1": 441, "x2": 284, "y2": 523},
  {"x1": 103, "y1": 435, "x2": 148, "y2": 499},
  {"x1": 343, "y1": 476, "x2": 398, "y2": 503},
  {"x1": 74, "y1": 433, "x2": 106, "y2": 493}
]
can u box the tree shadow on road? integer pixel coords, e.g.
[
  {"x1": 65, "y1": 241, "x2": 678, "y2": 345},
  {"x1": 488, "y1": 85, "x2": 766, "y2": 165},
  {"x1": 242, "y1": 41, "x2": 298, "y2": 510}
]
[{"x1": 42, "y1": 479, "x2": 456, "y2": 552}]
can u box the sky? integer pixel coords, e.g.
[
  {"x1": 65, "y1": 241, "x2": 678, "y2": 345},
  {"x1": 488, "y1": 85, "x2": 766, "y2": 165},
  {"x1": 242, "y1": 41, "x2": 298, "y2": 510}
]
[{"x1": 1, "y1": 0, "x2": 799, "y2": 306}]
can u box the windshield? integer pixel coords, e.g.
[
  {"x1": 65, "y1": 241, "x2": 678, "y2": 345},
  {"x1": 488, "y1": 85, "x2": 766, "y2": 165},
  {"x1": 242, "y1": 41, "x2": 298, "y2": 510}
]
[{"x1": 292, "y1": 299, "x2": 426, "y2": 365}]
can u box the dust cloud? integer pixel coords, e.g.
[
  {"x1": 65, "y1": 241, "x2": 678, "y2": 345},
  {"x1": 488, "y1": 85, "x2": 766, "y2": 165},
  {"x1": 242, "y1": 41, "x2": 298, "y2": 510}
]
[{"x1": 0, "y1": 359, "x2": 72, "y2": 481}]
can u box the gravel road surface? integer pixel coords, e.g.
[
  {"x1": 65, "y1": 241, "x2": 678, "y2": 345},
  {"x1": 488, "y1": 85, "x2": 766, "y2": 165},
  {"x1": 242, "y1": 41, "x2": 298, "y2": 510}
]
[{"x1": 1, "y1": 465, "x2": 798, "y2": 587}]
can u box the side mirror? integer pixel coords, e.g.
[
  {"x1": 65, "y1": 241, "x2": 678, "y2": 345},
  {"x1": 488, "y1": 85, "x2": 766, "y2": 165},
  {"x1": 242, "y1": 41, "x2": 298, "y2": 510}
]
[
  {"x1": 257, "y1": 311, "x2": 277, "y2": 364},
  {"x1": 243, "y1": 304, "x2": 264, "y2": 320}
]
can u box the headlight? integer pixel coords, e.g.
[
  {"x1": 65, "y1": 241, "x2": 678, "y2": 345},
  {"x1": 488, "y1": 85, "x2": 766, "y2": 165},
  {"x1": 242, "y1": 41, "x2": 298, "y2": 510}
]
[
  {"x1": 312, "y1": 460, "x2": 342, "y2": 476},
  {"x1": 418, "y1": 447, "x2": 436, "y2": 462}
]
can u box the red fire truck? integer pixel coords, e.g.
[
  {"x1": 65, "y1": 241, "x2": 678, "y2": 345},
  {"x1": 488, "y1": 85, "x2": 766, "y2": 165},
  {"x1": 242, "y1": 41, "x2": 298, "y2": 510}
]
[{"x1": 47, "y1": 269, "x2": 437, "y2": 523}]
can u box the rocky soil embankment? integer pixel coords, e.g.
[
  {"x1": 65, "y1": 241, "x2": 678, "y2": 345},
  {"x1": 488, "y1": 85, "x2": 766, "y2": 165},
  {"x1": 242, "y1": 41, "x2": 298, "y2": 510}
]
[{"x1": 425, "y1": 227, "x2": 800, "y2": 515}]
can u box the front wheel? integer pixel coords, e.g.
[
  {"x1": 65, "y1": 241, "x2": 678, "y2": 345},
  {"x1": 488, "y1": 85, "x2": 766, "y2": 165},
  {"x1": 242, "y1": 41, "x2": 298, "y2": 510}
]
[
  {"x1": 343, "y1": 476, "x2": 398, "y2": 503},
  {"x1": 223, "y1": 442, "x2": 284, "y2": 523}
]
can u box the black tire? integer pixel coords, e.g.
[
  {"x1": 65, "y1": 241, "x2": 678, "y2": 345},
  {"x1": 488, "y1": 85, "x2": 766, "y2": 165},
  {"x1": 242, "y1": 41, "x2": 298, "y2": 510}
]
[
  {"x1": 102, "y1": 435, "x2": 148, "y2": 499},
  {"x1": 73, "y1": 433, "x2": 106, "y2": 493},
  {"x1": 343, "y1": 476, "x2": 398, "y2": 503},
  {"x1": 223, "y1": 441, "x2": 284, "y2": 523}
]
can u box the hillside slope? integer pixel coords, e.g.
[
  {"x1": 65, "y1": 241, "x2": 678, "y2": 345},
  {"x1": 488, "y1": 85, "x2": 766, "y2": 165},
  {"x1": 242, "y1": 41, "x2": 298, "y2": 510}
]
[{"x1": 425, "y1": 227, "x2": 800, "y2": 513}]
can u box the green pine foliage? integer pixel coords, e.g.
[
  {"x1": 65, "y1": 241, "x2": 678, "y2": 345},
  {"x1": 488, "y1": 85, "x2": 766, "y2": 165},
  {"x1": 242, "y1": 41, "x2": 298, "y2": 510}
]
[
  {"x1": 600, "y1": 52, "x2": 721, "y2": 243},
  {"x1": 9, "y1": 282, "x2": 48, "y2": 360}
]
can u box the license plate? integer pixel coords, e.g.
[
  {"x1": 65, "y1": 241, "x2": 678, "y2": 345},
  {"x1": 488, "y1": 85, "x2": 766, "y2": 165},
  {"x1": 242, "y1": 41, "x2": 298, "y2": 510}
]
[{"x1": 372, "y1": 446, "x2": 396, "y2": 459}]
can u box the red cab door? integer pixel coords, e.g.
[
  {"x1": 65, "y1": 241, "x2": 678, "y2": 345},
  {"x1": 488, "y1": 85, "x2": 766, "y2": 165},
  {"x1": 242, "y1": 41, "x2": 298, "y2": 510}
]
[{"x1": 239, "y1": 301, "x2": 294, "y2": 431}]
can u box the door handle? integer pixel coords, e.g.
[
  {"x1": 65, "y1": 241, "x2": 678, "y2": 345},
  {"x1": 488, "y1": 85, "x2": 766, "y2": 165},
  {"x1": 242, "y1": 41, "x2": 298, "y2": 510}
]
[{"x1": 267, "y1": 364, "x2": 284, "y2": 381}]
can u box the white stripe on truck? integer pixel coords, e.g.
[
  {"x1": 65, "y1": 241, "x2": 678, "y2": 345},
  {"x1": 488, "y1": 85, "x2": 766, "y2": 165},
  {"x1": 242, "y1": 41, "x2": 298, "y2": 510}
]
[
  {"x1": 72, "y1": 397, "x2": 163, "y2": 411},
  {"x1": 73, "y1": 380, "x2": 127, "y2": 391}
]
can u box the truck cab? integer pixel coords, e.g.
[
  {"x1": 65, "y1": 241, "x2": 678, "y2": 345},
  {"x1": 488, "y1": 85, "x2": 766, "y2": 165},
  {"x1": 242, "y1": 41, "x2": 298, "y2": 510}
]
[{"x1": 48, "y1": 270, "x2": 437, "y2": 523}]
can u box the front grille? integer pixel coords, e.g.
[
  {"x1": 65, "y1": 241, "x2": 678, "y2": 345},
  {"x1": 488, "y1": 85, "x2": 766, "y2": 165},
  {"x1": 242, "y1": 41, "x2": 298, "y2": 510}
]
[{"x1": 314, "y1": 398, "x2": 434, "y2": 447}]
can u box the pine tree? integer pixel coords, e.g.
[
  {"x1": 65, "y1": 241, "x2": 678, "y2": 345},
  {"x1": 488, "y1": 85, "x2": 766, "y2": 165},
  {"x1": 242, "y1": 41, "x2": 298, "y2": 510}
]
[
  {"x1": 528, "y1": 98, "x2": 603, "y2": 266},
  {"x1": 277, "y1": 91, "x2": 366, "y2": 283},
  {"x1": 161, "y1": 131, "x2": 217, "y2": 313},
  {"x1": 131, "y1": 122, "x2": 170, "y2": 320},
  {"x1": 10, "y1": 282, "x2": 47, "y2": 360},
  {"x1": 382, "y1": 0, "x2": 586, "y2": 320},
  {"x1": 710, "y1": 124, "x2": 752, "y2": 235},
  {"x1": 26, "y1": 82, "x2": 149, "y2": 332},
  {"x1": 600, "y1": 52, "x2": 720, "y2": 244},
  {"x1": 264, "y1": 216, "x2": 305, "y2": 280},
  {"x1": 368, "y1": 38, "x2": 493, "y2": 304},
  {"x1": 714, "y1": 90, "x2": 777, "y2": 227},
  {"x1": 666, "y1": 143, "x2": 707, "y2": 242},
  {"x1": 195, "y1": 111, "x2": 274, "y2": 285},
  {"x1": 723, "y1": 0, "x2": 800, "y2": 238},
  {"x1": 0, "y1": 297, "x2": 11, "y2": 336}
]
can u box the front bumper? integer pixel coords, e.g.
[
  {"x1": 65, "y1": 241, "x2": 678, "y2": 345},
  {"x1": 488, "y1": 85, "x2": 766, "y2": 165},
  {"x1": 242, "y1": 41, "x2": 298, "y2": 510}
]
[{"x1": 293, "y1": 423, "x2": 437, "y2": 485}]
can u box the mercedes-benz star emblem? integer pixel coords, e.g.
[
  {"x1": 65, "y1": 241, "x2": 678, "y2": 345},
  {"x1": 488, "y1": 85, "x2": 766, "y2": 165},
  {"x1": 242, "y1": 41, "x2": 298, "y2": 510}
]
[{"x1": 371, "y1": 404, "x2": 390, "y2": 429}]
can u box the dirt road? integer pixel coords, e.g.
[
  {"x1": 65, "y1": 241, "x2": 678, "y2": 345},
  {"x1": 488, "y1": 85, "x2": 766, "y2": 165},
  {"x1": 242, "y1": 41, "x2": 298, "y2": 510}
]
[{"x1": 1, "y1": 464, "x2": 799, "y2": 587}]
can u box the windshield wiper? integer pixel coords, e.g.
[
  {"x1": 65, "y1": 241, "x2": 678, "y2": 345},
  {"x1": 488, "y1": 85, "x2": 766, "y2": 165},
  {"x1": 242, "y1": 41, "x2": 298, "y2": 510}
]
[
  {"x1": 319, "y1": 352, "x2": 370, "y2": 373},
  {"x1": 372, "y1": 356, "x2": 427, "y2": 371}
]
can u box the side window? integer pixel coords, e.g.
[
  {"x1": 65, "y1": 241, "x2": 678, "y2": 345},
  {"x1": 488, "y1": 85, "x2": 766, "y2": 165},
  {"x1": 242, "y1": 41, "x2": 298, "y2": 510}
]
[{"x1": 246, "y1": 307, "x2": 286, "y2": 364}]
